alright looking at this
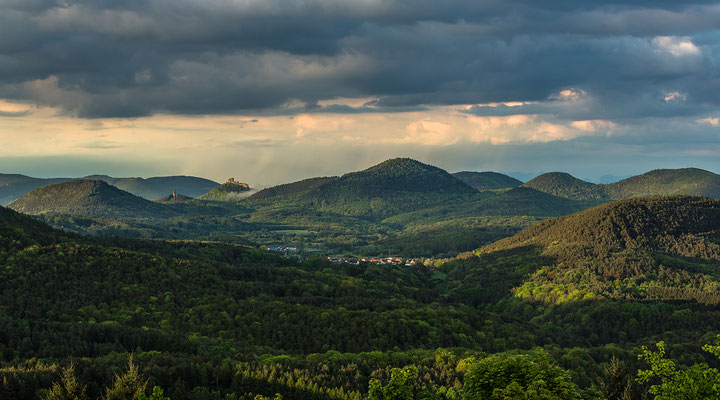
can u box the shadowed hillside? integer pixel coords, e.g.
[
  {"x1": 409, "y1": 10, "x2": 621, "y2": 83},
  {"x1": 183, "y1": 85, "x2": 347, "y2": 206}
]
[
  {"x1": 295, "y1": 158, "x2": 478, "y2": 218},
  {"x1": 452, "y1": 171, "x2": 523, "y2": 191},
  {"x1": 85, "y1": 175, "x2": 219, "y2": 200},
  {"x1": 248, "y1": 177, "x2": 336, "y2": 201},
  {"x1": 8, "y1": 180, "x2": 176, "y2": 219},
  {"x1": 522, "y1": 172, "x2": 605, "y2": 200}
]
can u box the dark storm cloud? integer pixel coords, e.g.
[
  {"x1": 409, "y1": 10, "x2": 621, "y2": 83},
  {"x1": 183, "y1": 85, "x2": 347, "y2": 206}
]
[{"x1": 1, "y1": 0, "x2": 719, "y2": 118}]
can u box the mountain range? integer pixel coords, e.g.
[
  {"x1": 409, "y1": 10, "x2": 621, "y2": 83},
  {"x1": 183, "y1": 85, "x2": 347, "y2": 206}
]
[
  {"x1": 5, "y1": 158, "x2": 720, "y2": 259},
  {"x1": 0, "y1": 173, "x2": 219, "y2": 205}
]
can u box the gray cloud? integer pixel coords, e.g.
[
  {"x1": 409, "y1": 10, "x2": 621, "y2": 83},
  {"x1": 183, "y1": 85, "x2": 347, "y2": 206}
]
[{"x1": 1, "y1": 1, "x2": 719, "y2": 119}]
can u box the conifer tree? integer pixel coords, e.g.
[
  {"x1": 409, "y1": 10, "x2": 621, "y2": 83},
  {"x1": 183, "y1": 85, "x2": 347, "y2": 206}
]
[
  {"x1": 45, "y1": 362, "x2": 87, "y2": 400},
  {"x1": 105, "y1": 355, "x2": 148, "y2": 400}
]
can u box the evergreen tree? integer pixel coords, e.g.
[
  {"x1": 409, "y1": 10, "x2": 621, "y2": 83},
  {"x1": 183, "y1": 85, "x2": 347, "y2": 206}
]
[
  {"x1": 45, "y1": 362, "x2": 87, "y2": 400},
  {"x1": 105, "y1": 356, "x2": 148, "y2": 400}
]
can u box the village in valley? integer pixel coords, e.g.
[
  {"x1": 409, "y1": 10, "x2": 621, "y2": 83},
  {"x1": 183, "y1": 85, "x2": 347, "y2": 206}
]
[
  {"x1": 264, "y1": 246, "x2": 421, "y2": 266},
  {"x1": 326, "y1": 256, "x2": 420, "y2": 267}
]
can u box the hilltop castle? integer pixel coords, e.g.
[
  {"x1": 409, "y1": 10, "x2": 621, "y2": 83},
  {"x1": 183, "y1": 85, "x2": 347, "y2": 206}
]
[{"x1": 226, "y1": 177, "x2": 250, "y2": 189}]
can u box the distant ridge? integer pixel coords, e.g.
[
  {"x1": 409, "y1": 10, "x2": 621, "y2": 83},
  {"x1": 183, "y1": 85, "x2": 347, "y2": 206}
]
[
  {"x1": 452, "y1": 171, "x2": 523, "y2": 191},
  {"x1": 247, "y1": 158, "x2": 477, "y2": 218},
  {"x1": 85, "y1": 175, "x2": 219, "y2": 200},
  {"x1": 9, "y1": 180, "x2": 176, "y2": 219},
  {"x1": 606, "y1": 168, "x2": 720, "y2": 199},
  {"x1": 0, "y1": 173, "x2": 219, "y2": 204},
  {"x1": 523, "y1": 172, "x2": 605, "y2": 200},
  {"x1": 313, "y1": 158, "x2": 476, "y2": 197},
  {"x1": 522, "y1": 168, "x2": 720, "y2": 200},
  {"x1": 0, "y1": 174, "x2": 72, "y2": 205},
  {"x1": 298, "y1": 158, "x2": 477, "y2": 218}
]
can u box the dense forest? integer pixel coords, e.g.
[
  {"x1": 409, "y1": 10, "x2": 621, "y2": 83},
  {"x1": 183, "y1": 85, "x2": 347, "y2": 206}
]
[{"x1": 3, "y1": 192, "x2": 720, "y2": 399}]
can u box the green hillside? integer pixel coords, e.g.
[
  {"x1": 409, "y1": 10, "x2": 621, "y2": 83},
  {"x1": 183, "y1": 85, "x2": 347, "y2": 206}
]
[
  {"x1": 295, "y1": 158, "x2": 478, "y2": 218},
  {"x1": 0, "y1": 174, "x2": 219, "y2": 204},
  {"x1": 443, "y1": 196, "x2": 720, "y2": 305},
  {"x1": 452, "y1": 171, "x2": 523, "y2": 191},
  {"x1": 522, "y1": 172, "x2": 605, "y2": 200},
  {"x1": 0, "y1": 205, "x2": 539, "y2": 399},
  {"x1": 198, "y1": 182, "x2": 252, "y2": 201},
  {"x1": 86, "y1": 175, "x2": 220, "y2": 200},
  {"x1": 522, "y1": 168, "x2": 720, "y2": 200},
  {"x1": 249, "y1": 177, "x2": 336, "y2": 201},
  {"x1": 606, "y1": 168, "x2": 720, "y2": 199},
  {"x1": 8, "y1": 180, "x2": 176, "y2": 219},
  {"x1": 5, "y1": 196, "x2": 720, "y2": 398}
]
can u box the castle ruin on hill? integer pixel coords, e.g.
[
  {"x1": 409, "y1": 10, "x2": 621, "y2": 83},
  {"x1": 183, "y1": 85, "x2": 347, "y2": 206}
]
[{"x1": 226, "y1": 177, "x2": 250, "y2": 189}]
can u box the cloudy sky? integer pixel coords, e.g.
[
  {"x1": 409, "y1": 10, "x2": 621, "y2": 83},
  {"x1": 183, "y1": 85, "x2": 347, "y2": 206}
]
[{"x1": 1, "y1": 0, "x2": 719, "y2": 184}]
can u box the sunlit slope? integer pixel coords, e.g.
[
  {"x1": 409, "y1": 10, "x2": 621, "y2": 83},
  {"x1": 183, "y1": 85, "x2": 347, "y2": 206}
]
[
  {"x1": 442, "y1": 196, "x2": 720, "y2": 305},
  {"x1": 523, "y1": 168, "x2": 720, "y2": 200}
]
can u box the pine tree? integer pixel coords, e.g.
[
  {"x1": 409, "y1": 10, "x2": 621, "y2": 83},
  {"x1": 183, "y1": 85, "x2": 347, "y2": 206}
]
[
  {"x1": 105, "y1": 355, "x2": 148, "y2": 400},
  {"x1": 45, "y1": 362, "x2": 88, "y2": 400}
]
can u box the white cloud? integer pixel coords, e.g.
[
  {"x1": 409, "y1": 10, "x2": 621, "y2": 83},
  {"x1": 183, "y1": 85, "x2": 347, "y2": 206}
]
[
  {"x1": 570, "y1": 120, "x2": 616, "y2": 132},
  {"x1": 664, "y1": 91, "x2": 687, "y2": 103},
  {"x1": 401, "y1": 120, "x2": 457, "y2": 146},
  {"x1": 653, "y1": 36, "x2": 701, "y2": 57},
  {"x1": 697, "y1": 117, "x2": 719, "y2": 126},
  {"x1": 550, "y1": 88, "x2": 588, "y2": 103}
]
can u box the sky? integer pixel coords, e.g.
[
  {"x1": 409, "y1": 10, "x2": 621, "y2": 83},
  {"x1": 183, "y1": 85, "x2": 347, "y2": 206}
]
[{"x1": 0, "y1": 0, "x2": 719, "y2": 185}]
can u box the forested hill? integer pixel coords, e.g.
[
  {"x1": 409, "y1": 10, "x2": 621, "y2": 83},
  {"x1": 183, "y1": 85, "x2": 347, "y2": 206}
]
[
  {"x1": 290, "y1": 158, "x2": 478, "y2": 218},
  {"x1": 321, "y1": 158, "x2": 476, "y2": 196},
  {"x1": 522, "y1": 172, "x2": 605, "y2": 199},
  {"x1": 84, "y1": 175, "x2": 220, "y2": 200},
  {"x1": 452, "y1": 171, "x2": 523, "y2": 191},
  {"x1": 606, "y1": 168, "x2": 720, "y2": 199},
  {"x1": 0, "y1": 203, "x2": 60, "y2": 248},
  {"x1": 0, "y1": 174, "x2": 219, "y2": 205},
  {"x1": 248, "y1": 177, "x2": 336, "y2": 201},
  {"x1": 442, "y1": 196, "x2": 720, "y2": 306},
  {"x1": 8, "y1": 180, "x2": 177, "y2": 219},
  {"x1": 522, "y1": 168, "x2": 720, "y2": 200},
  {"x1": 487, "y1": 195, "x2": 720, "y2": 252}
]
